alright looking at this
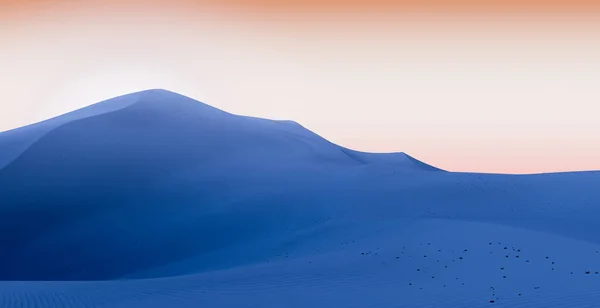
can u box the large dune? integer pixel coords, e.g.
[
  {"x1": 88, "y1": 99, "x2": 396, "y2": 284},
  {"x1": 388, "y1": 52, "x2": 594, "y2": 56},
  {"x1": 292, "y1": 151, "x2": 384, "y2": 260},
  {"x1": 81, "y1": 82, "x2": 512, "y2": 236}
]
[{"x1": 0, "y1": 89, "x2": 599, "y2": 307}]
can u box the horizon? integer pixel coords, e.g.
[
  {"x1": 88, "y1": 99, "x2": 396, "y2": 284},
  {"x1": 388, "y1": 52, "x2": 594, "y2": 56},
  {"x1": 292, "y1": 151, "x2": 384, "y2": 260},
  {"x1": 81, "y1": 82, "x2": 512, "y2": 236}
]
[
  {"x1": 1, "y1": 0, "x2": 599, "y2": 174},
  {"x1": 1, "y1": 87, "x2": 597, "y2": 176}
]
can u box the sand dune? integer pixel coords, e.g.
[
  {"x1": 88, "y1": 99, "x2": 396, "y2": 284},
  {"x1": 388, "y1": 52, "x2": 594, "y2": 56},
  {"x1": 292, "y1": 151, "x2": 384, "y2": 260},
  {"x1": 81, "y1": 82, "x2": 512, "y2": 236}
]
[{"x1": 0, "y1": 89, "x2": 598, "y2": 307}]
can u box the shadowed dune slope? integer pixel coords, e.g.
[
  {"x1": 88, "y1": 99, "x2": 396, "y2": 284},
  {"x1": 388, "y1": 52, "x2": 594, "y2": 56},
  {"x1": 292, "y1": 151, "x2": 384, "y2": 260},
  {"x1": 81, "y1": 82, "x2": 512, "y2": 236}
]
[{"x1": 0, "y1": 89, "x2": 439, "y2": 281}]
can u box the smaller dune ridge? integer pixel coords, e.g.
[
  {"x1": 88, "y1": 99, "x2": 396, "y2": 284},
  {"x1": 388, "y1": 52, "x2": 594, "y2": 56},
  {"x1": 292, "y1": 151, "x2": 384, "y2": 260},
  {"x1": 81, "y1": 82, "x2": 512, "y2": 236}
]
[{"x1": 0, "y1": 90, "x2": 599, "y2": 307}]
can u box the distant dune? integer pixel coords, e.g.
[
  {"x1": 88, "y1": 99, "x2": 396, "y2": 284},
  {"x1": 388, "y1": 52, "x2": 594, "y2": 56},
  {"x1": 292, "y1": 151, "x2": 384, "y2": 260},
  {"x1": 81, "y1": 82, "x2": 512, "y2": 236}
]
[{"x1": 0, "y1": 89, "x2": 599, "y2": 307}]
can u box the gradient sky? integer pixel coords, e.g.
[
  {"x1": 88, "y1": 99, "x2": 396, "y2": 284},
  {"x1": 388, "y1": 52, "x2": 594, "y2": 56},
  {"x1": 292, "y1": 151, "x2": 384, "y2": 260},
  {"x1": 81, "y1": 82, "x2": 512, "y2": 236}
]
[{"x1": 1, "y1": 0, "x2": 599, "y2": 174}]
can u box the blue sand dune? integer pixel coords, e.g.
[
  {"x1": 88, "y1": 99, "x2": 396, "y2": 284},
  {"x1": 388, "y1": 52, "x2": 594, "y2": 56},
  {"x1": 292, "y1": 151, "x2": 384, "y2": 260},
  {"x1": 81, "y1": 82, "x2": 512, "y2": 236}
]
[{"x1": 0, "y1": 89, "x2": 599, "y2": 307}]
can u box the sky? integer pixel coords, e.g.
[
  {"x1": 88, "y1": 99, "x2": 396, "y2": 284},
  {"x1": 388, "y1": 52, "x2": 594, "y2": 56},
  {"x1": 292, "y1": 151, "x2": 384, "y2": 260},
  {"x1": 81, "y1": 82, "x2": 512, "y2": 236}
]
[{"x1": 0, "y1": 0, "x2": 599, "y2": 174}]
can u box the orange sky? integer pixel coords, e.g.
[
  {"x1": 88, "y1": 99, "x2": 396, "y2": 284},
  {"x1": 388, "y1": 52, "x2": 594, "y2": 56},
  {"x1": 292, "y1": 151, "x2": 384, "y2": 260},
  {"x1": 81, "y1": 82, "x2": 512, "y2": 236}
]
[
  {"x1": 3, "y1": 0, "x2": 600, "y2": 14},
  {"x1": 3, "y1": 0, "x2": 600, "y2": 26},
  {"x1": 216, "y1": 0, "x2": 600, "y2": 13}
]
